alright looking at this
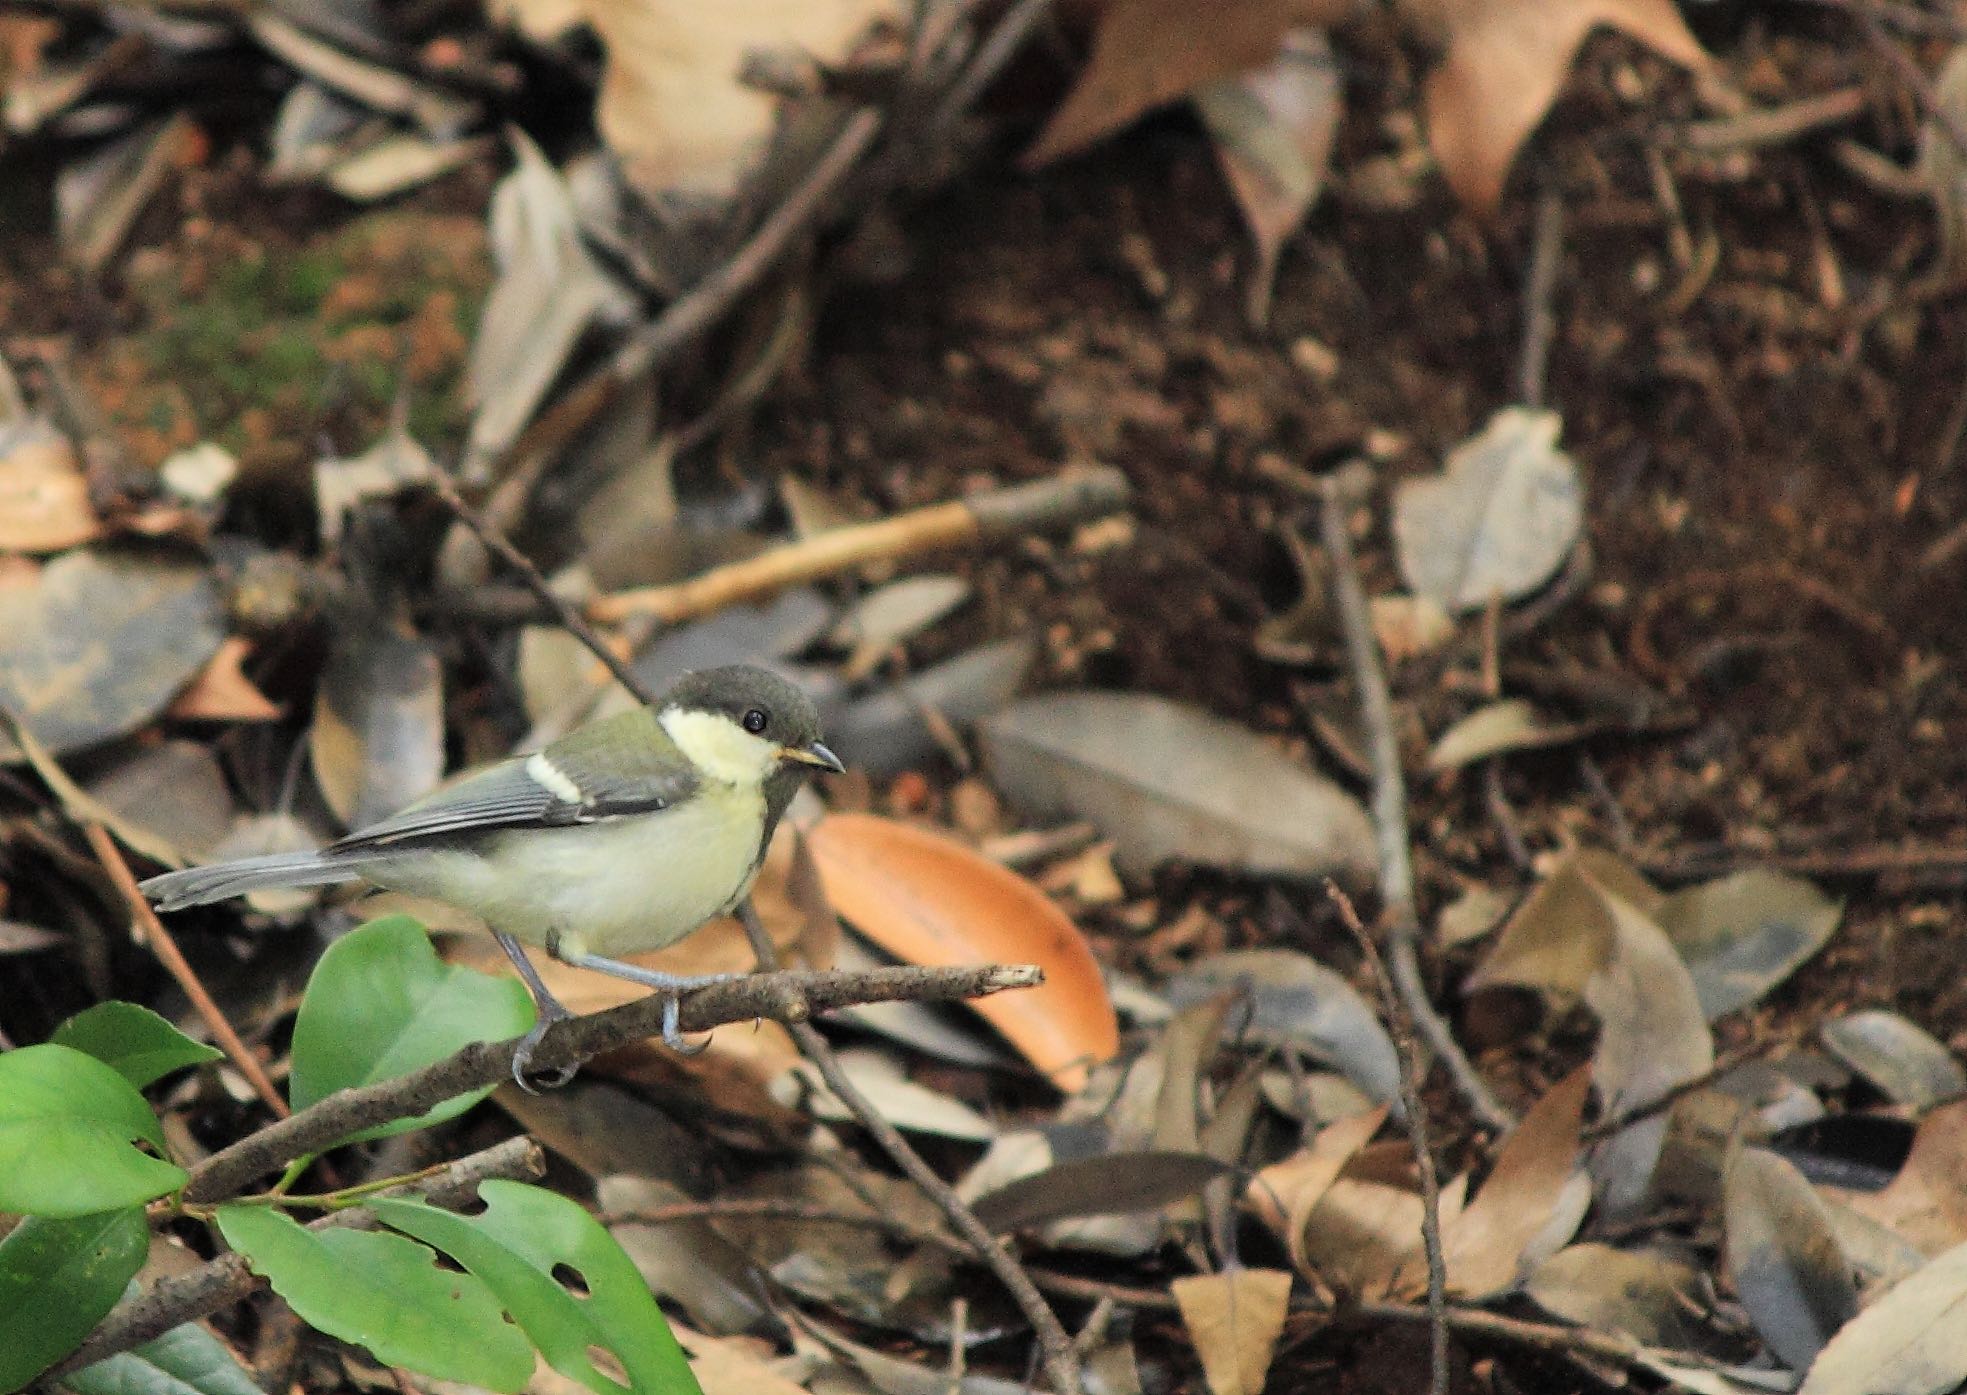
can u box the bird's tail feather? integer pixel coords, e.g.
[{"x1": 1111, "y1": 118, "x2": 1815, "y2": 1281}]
[{"x1": 140, "y1": 853, "x2": 360, "y2": 911}]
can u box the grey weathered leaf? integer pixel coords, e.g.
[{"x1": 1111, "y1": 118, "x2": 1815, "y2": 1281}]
[
  {"x1": 86, "y1": 740, "x2": 236, "y2": 866},
  {"x1": 1168, "y1": 949, "x2": 1401, "y2": 1110},
  {"x1": 978, "y1": 691, "x2": 1374, "y2": 881},
  {"x1": 831, "y1": 575, "x2": 970, "y2": 678},
  {"x1": 1799, "y1": 1240, "x2": 1967, "y2": 1395},
  {"x1": 827, "y1": 637, "x2": 1037, "y2": 777},
  {"x1": 1658, "y1": 869, "x2": 1843, "y2": 1021},
  {"x1": 1393, "y1": 407, "x2": 1584, "y2": 613},
  {"x1": 0, "y1": 547, "x2": 225, "y2": 759},
  {"x1": 311, "y1": 616, "x2": 444, "y2": 828},
  {"x1": 1724, "y1": 1146, "x2": 1859, "y2": 1371},
  {"x1": 970, "y1": 1151, "x2": 1236, "y2": 1233},
  {"x1": 1194, "y1": 28, "x2": 1341, "y2": 326},
  {"x1": 1821, "y1": 1011, "x2": 1967, "y2": 1111}
]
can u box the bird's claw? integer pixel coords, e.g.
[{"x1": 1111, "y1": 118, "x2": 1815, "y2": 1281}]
[
  {"x1": 511, "y1": 1003, "x2": 578, "y2": 1093},
  {"x1": 661, "y1": 993, "x2": 711, "y2": 1056}
]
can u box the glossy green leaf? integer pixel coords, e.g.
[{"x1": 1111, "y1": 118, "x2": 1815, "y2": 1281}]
[
  {"x1": 63, "y1": 1312, "x2": 266, "y2": 1395},
  {"x1": 289, "y1": 915, "x2": 534, "y2": 1143},
  {"x1": 52, "y1": 1003, "x2": 223, "y2": 1089},
  {"x1": 215, "y1": 1204, "x2": 532, "y2": 1391},
  {"x1": 0, "y1": 1208, "x2": 148, "y2": 1392},
  {"x1": 371, "y1": 1181, "x2": 700, "y2": 1395},
  {"x1": 0, "y1": 1045, "x2": 186, "y2": 1216}
]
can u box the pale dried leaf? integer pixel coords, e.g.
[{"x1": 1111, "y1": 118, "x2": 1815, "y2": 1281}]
[
  {"x1": 1171, "y1": 1269, "x2": 1294, "y2": 1395},
  {"x1": 1798, "y1": 1240, "x2": 1967, "y2": 1395},
  {"x1": 1393, "y1": 407, "x2": 1583, "y2": 613},
  {"x1": 1466, "y1": 848, "x2": 1658, "y2": 998},
  {"x1": 1525, "y1": 1243, "x2": 1710, "y2": 1349},
  {"x1": 311, "y1": 616, "x2": 444, "y2": 828},
  {"x1": 1427, "y1": 697, "x2": 1583, "y2": 770},
  {"x1": 1658, "y1": 869, "x2": 1843, "y2": 1021},
  {"x1": 1250, "y1": 1106, "x2": 1387, "y2": 1274},
  {"x1": 1406, "y1": 0, "x2": 1710, "y2": 212},
  {"x1": 1840, "y1": 1100, "x2": 1967, "y2": 1257}
]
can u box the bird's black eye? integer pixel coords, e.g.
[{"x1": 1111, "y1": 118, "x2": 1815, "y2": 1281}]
[{"x1": 742, "y1": 708, "x2": 769, "y2": 735}]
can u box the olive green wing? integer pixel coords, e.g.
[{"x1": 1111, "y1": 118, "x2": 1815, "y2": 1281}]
[{"x1": 326, "y1": 708, "x2": 698, "y2": 853}]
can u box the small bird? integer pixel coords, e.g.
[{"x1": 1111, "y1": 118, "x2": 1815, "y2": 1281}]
[{"x1": 141, "y1": 665, "x2": 844, "y2": 1086}]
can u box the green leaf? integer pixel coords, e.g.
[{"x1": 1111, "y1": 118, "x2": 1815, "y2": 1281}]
[
  {"x1": 0, "y1": 1045, "x2": 187, "y2": 1216},
  {"x1": 289, "y1": 915, "x2": 534, "y2": 1143},
  {"x1": 53, "y1": 1004, "x2": 224, "y2": 1089},
  {"x1": 215, "y1": 1205, "x2": 533, "y2": 1391},
  {"x1": 63, "y1": 1308, "x2": 268, "y2": 1395},
  {"x1": 0, "y1": 1208, "x2": 148, "y2": 1392},
  {"x1": 371, "y1": 1182, "x2": 701, "y2": 1395}
]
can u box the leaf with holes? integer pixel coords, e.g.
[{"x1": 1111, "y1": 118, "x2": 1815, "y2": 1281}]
[
  {"x1": 216, "y1": 1205, "x2": 534, "y2": 1391},
  {"x1": 371, "y1": 1181, "x2": 701, "y2": 1395},
  {"x1": 0, "y1": 1045, "x2": 186, "y2": 1217},
  {"x1": 0, "y1": 1209, "x2": 148, "y2": 1390},
  {"x1": 289, "y1": 915, "x2": 535, "y2": 1144}
]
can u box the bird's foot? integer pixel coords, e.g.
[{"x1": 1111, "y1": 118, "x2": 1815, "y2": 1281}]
[
  {"x1": 556, "y1": 953, "x2": 741, "y2": 1057},
  {"x1": 510, "y1": 1000, "x2": 577, "y2": 1093}
]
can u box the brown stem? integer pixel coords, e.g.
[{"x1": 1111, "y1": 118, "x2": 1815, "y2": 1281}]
[{"x1": 181, "y1": 963, "x2": 1039, "y2": 1205}]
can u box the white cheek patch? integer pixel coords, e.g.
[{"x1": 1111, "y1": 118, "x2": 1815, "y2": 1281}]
[
  {"x1": 525, "y1": 751, "x2": 585, "y2": 805},
  {"x1": 661, "y1": 708, "x2": 781, "y2": 785}
]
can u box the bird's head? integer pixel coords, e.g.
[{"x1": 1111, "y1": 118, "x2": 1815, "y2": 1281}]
[{"x1": 658, "y1": 665, "x2": 844, "y2": 787}]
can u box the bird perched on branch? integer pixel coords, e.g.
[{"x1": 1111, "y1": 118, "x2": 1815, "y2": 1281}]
[{"x1": 142, "y1": 665, "x2": 844, "y2": 1086}]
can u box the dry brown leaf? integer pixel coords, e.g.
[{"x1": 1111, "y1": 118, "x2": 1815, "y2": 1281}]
[
  {"x1": 1299, "y1": 1175, "x2": 1430, "y2": 1294},
  {"x1": 674, "y1": 1327, "x2": 808, "y2": 1395},
  {"x1": 1406, "y1": 0, "x2": 1710, "y2": 212},
  {"x1": 0, "y1": 426, "x2": 99, "y2": 553},
  {"x1": 1250, "y1": 1105, "x2": 1387, "y2": 1275},
  {"x1": 166, "y1": 636, "x2": 282, "y2": 723},
  {"x1": 1416, "y1": 1065, "x2": 1590, "y2": 1298},
  {"x1": 1839, "y1": 1100, "x2": 1967, "y2": 1256},
  {"x1": 806, "y1": 812, "x2": 1118, "y2": 1092},
  {"x1": 1026, "y1": 0, "x2": 1356, "y2": 167},
  {"x1": 1172, "y1": 1268, "x2": 1295, "y2": 1395},
  {"x1": 1465, "y1": 847, "x2": 1660, "y2": 998}
]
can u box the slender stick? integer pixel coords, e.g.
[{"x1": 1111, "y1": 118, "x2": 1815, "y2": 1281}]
[
  {"x1": 739, "y1": 900, "x2": 1083, "y2": 1395},
  {"x1": 1329, "y1": 883, "x2": 1449, "y2": 1395},
  {"x1": 181, "y1": 963, "x2": 1039, "y2": 1205},
  {"x1": 83, "y1": 823, "x2": 289, "y2": 1118},
  {"x1": 1314, "y1": 479, "x2": 1514, "y2": 1133},
  {"x1": 53, "y1": 1137, "x2": 545, "y2": 1377}
]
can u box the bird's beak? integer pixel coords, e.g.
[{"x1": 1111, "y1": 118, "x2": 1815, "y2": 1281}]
[{"x1": 781, "y1": 740, "x2": 846, "y2": 774}]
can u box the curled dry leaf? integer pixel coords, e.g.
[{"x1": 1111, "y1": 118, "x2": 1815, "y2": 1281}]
[
  {"x1": 0, "y1": 421, "x2": 98, "y2": 553},
  {"x1": 1466, "y1": 847, "x2": 1660, "y2": 998},
  {"x1": 1820, "y1": 1010, "x2": 1967, "y2": 1112},
  {"x1": 1401, "y1": 0, "x2": 1710, "y2": 213},
  {"x1": 1392, "y1": 407, "x2": 1583, "y2": 614},
  {"x1": 1195, "y1": 28, "x2": 1342, "y2": 326},
  {"x1": 0, "y1": 546, "x2": 225, "y2": 759},
  {"x1": 1026, "y1": 0, "x2": 1355, "y2": 167},
  {"x1": 1723, "y1": 1145, "x2": 1858, "y2": 1372},
  {"x1": 804, "y1": 812, "x2": 1118, "y2": 1092},
  {"x1": 978, "y1": 690, "x2": 1374, "y2": 882},
  {"x1": 1172, "y1": 1268, "x2": 1294, "y2": 1395}
]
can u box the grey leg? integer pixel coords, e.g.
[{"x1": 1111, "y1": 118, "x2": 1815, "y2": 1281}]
[
  {"x1": 493, "y1": 931, "x2": 577, "y2": 1091},
  {"x1": 552, "y1": 949, "x2": 739, "y2": 1055}
]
